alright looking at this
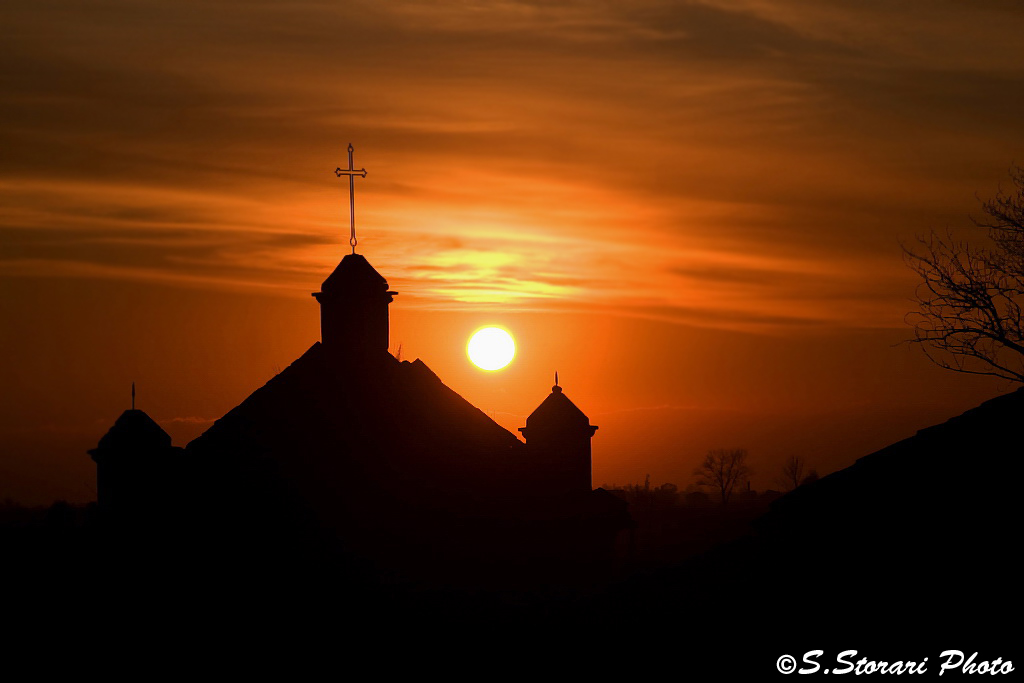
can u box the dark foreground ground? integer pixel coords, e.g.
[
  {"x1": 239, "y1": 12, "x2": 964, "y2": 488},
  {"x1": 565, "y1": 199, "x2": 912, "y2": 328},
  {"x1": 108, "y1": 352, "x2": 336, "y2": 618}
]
[{"x1": 3, "y1": 487, "x2": 1016, "y2": 678}]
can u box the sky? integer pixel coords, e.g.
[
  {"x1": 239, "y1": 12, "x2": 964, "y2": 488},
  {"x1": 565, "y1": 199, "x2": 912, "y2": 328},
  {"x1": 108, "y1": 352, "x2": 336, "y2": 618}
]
[{"x1": 2, "y1": 0, "x2": 1023, "y2": 504}]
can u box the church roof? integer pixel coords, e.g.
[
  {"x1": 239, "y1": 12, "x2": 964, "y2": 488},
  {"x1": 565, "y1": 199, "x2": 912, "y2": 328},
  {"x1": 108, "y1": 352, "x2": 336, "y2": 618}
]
[
  {"x1": 605, "y1": 391, "x2": 1021, "y2": 641},
  {"x1": 186, "y1": 345, "x2": 529, "y2": 519},
  {"x1": 752, "y1": 386, "x2": 1023, "y2": 560},
  {"x1": 318, "y1": 253, "x2": 393, "y2": 295},
  {"x1": 91, "y1": 409, "x2": 172, "y2": 454}
]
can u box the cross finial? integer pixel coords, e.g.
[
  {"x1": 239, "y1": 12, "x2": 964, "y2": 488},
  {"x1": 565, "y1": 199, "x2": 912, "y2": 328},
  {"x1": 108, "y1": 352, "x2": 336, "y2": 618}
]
[
  {"x1": 334, "y1": 143, "x2": 367, "y2": 254},
  {"x1": 131, "y1": 381, "x2": 136, "y2": 410}
]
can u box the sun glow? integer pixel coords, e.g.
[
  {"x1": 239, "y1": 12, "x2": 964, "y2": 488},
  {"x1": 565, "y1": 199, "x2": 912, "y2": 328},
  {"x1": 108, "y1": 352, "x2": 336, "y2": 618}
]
[{"x1": 467, "y1": 326, "x2": 516, "y2": 371}]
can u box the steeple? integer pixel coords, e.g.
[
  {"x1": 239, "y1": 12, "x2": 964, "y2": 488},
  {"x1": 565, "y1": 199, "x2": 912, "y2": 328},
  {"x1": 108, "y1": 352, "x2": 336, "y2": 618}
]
[
  {"x1": 313, "y1": 145, "x2": 397, "y2": 355},
  {"x1": 519, "y1": 376, "x2": 598, "y2": 496}
]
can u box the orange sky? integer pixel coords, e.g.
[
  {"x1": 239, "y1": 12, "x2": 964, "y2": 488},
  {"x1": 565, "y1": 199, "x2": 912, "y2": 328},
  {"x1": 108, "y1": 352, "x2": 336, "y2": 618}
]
[{"x1": 2, "y1": 1, "x2": 1023, "y2": 503}]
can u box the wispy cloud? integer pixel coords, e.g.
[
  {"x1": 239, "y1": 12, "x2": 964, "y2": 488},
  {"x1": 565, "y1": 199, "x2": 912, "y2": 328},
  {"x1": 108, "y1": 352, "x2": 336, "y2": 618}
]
[{"x1": 3, "y1": 0, "x2": 1022, "y2": 332}]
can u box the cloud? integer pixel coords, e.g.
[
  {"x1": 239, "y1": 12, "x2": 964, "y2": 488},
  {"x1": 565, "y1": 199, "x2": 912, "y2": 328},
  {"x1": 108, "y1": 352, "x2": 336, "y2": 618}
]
[{"x1": 2, "y1": 0, "x2": 1023, "y2": 332}]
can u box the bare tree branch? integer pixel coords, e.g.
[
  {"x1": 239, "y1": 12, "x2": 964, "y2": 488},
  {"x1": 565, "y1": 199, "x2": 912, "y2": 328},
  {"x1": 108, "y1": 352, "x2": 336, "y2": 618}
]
[{"x1": 903, "y1": 165, "x2": 1024, "y2": 384}]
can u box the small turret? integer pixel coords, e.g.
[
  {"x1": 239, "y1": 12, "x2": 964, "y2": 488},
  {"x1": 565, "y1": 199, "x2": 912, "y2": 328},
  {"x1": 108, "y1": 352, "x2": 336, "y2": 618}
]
[
  {"x1": 519, "y1": 375, "x2": 598, "y2": 497},
  {"x1": 89, "y1": 408, "x2": 179, "y2": 525}
]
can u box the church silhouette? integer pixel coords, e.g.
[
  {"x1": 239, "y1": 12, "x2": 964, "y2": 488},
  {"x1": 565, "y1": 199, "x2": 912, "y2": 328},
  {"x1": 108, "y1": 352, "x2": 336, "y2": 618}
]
[{"x1": 89, "y1": 155, "x2": 633, "y2": 591}]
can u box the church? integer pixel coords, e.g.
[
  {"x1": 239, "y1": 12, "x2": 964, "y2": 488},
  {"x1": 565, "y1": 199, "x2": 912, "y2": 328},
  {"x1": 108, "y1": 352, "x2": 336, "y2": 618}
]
[{"x1": 88, "y1": 149, "x2": 633, "y2": 590}]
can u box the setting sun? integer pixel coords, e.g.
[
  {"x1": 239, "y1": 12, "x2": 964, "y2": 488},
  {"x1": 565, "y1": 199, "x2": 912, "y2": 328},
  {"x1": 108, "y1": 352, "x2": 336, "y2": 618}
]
[{"x1": 467, "y1": 327, "x2": 516, "y2": 371}]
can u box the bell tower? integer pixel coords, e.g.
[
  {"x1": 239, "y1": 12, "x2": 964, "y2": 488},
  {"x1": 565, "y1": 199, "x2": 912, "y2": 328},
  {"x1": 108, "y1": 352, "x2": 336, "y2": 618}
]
[{"x1": 312, "y1": 254, "x2": 397, "y2": 354}]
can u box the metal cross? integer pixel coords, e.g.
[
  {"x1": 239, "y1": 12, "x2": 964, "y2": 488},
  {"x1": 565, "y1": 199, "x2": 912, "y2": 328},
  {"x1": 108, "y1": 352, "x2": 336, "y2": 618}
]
[{"x1": 335, "y1": 143, "x2": 367, "y2": 254}]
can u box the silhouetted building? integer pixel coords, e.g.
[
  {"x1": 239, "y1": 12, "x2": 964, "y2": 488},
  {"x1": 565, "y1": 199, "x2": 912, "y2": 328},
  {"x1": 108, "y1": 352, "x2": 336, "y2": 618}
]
[{"x1": 90, "y1": 246, "x2": 632, "y2": 589}]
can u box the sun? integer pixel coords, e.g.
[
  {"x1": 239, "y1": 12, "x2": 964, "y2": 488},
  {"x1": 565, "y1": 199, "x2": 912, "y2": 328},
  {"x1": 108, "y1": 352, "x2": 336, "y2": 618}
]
[{"x1": 467, "y1": 327, "x2": 516, "y2": 371}]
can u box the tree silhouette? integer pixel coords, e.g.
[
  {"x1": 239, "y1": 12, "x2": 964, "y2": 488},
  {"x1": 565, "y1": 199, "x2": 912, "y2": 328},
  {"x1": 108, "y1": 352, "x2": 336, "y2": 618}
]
[
  {"x1": 694, "y1": 448, "x2": 750, "y2": 506},
  {"x1": 776, "y1": 455, "x2": 806, "y2": 492},
  {"x1": 904, "y1": 165, "x2": 1024, "y2": 383}
]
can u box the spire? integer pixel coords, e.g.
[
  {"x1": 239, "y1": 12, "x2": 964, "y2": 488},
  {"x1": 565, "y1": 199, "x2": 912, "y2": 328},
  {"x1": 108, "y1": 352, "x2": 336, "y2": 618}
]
[
  {"x1": 553, "y1": 371, "x2": 560, "y2": 393},
  {"x1": 131, "y1": 382, "x2": 135, "y2": 410}
]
